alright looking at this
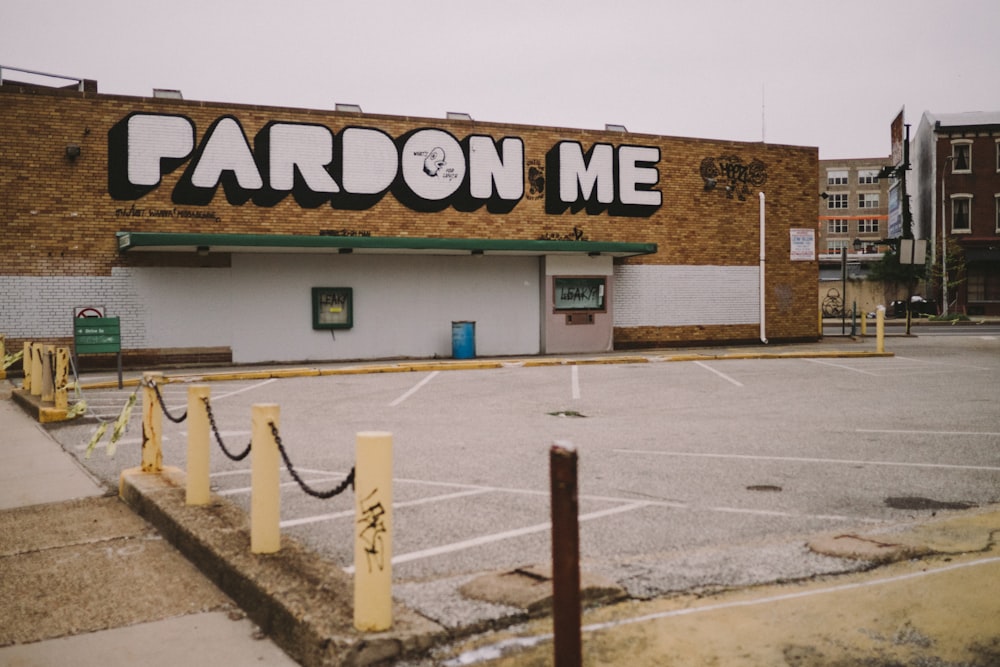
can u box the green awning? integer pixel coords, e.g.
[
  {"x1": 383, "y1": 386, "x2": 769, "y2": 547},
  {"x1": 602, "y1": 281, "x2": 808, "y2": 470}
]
[{"x1": 116, "y1": 232, "x2": 657, "y2": 258}]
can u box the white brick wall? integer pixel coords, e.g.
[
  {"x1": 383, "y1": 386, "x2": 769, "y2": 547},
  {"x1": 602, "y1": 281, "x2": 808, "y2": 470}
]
[
  {"x1": 614, "y1": 265, "x2": 760, "y2": 327},
  {"x1": 0, "y1": 268, "x2": 148, "y2": 346}
]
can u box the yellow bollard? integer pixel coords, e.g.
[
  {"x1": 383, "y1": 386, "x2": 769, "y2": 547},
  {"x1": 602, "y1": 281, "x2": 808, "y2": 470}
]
[
  {"x1": 22, "y1": 342, "x2": 31, "y2": 392},
  {"x1": 860, "y1": 312, "x2": 868, "y2": 337},
  {"x1": 876, "y1": 305, "x2": 885, "y2": 354},
  {"x1": 30, "y1": 343, "x2": 43, "y2": 397},
  {"x1": 41, "y1": 345, "x2": 55, "y2": 403},
  {"x1": 354, "y1": 431, "x2": 394, "y2": 632},
  {"x1": 141, "y1": 372, "x2": 164, "y2": 472},
  {"x1": 251, "y1": 403, "x2": 281, "y2": 554},
  {"x1": 186, "y1": 385, "x2": 212, "y2": 506},
  {"x1": 54, "y1": 347, "x2": 69, "y2": 410}
]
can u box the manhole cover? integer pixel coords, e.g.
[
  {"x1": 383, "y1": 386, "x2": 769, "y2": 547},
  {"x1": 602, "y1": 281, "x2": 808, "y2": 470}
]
[
  {"x1": 746, "y1": 485, "x2": 782, "y2": 492},
  {"x1": 884, "y1": 496, "x2": 976, "y2": 511}
]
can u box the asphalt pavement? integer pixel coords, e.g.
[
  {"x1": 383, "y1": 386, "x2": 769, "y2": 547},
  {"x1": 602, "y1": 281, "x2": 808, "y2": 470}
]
[{"x1": 2, "y1": 330, "x2": 999, "y2": 666}]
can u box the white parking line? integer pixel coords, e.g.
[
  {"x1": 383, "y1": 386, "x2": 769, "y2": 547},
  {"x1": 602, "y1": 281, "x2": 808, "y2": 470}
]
[
  {"x1": 614, "y1": 448, "x2": 1000, "y2": 472},
  {"x1": 344, "y1": 501, "x2": 652, "y2": 572},
  {"x1": 857, "y1": 428, "x2": 1000, "y2": 437},
  {"x1": 213, "y1": 378, "x2": 279, "y2": 400},
  {"x1": 280, "y1": 488, "x2": 492, "y2": 528},
  {"x1": 803, "y1": 358, "x2": 880, "y2": 376},
  {"x1": 693, "y1": 361, "x2": 743, "y2": 387},
  {"x1": 389, "y1": 371, "x2": 439, "y2": 406}
]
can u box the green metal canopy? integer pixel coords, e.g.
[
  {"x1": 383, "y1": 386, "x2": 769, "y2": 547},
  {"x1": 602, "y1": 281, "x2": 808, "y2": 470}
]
[{"x1": 116, "y1": 231, "x2": 657, "y2": 258}]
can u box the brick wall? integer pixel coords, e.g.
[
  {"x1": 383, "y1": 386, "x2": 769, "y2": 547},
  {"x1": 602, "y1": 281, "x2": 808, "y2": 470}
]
[{"x1": 1, "y1": 85, "x2": 819, "y2": 352}]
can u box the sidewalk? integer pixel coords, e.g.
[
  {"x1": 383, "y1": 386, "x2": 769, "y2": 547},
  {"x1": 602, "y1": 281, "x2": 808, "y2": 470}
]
[{"x1": 0, "y1": 385, "x2": 299, "y2": 666}]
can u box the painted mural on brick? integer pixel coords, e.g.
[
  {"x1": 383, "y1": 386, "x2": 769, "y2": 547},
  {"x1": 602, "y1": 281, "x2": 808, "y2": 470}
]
[{"x1": 108, "y1": 112, "x2": 662, "y2": 217}]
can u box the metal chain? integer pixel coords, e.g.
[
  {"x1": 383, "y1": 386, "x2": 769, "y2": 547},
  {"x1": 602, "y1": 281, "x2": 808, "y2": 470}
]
[
  {"x1": 269, "y1": 422, "x2": 355, "y2": 500},
  {"x1": 201, "y1": 397, "x2": 252, "y2": 461},
  {"x1": 148, "y1": 379, "x2": 188, "y2": 423}
]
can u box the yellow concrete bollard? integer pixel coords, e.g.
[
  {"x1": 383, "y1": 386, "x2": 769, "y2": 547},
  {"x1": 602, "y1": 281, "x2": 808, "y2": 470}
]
[
  {"x1": 22, "y1": 342, "x2": 32, "y2": 392},
  {"x1": 251, "y1": 403, "x2": 281, "y2": 554},
  {"x1": 54, "y1": 348, "x2": 69, "y2": 410},
  {"x1": 186, "y1": 385, "x2": 212, "y2": 506},
  {"x1": 41, "y1": 345, "x2": 55, "y2": 403},
  {"x1": 141, "y1": 372, "x2": 164, "y2": 472},
  {"x1": 860, "y1": 313, "x2": 868, "y2": 337},
  {"x1": 876, "y1": 305, "x2": 885, "y2": 354},
  {"x1": 354, "y1": 431, "x2": 394, "y2": 632},
  {"x1": 30, "y1": 343, "x2": 43, "y2": 397}
]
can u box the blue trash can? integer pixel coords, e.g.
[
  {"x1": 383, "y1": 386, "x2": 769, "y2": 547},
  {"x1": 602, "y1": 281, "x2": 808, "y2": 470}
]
[{"x1": 451, "y1": 321, "x2": 476, "y2": 359}]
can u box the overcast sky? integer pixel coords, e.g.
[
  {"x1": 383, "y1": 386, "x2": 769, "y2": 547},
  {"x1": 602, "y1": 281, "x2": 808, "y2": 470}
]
[{"x1": 3, "y1": 0, "x2": 999, "y2": 159}]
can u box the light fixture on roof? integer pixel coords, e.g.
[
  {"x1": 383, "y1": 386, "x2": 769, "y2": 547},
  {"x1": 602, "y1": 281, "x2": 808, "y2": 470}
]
[
  {"x1": 153, "y1": 88, "x2": 183, "y2": 99},
  {"x1": 335, "y1": 103, "x2": 363, "y2": 113},
  {"x1": 446, "y1": 112, "x2": 473, "y2": 121},
  {"x1": 605, "y1": 123, "x2": 627, "y2": 132}
]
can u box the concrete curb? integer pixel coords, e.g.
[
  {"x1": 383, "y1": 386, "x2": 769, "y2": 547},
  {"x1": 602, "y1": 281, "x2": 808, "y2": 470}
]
[
  {"x1": 77, "y1": 349, "x2": 895, "y2": 390},
  {"x1": 119, "y1": 467, "x2": 445, "y2": 667}
]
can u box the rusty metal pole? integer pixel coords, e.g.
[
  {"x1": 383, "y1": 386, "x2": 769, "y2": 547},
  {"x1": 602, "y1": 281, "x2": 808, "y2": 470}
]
[{"x1": 550, "y1": 442, "x2": 582, "y2": 667}]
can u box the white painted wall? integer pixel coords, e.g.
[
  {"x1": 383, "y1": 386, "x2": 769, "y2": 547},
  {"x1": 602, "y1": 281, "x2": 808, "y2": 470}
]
[
  {"x1": 614, "y1": 265, "x2": 760, "y2": 326},
  {"x1": 226, "y1": 253, "x2": 540, "y2": 363}
]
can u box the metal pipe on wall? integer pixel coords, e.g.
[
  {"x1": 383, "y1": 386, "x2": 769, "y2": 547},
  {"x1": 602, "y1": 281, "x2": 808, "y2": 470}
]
[{"x1": 759, "y1": 192, "x2": 768, "y2": 344}]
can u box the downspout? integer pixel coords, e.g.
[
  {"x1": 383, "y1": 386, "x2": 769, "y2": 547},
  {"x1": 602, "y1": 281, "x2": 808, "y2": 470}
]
[{"x1": 759, "y1": 191, "x2": 768, "y2": 344}]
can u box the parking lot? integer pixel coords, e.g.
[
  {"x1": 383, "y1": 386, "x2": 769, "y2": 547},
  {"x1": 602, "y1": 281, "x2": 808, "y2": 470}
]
[{"x1": 54, "y1": 334, "x2": 999, "y2": 608}]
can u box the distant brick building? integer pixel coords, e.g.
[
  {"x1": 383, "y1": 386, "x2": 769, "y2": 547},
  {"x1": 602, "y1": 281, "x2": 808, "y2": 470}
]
[
  {"x1": 816, "y1": 156, "x2": 894, "y2": 317},
  {"x1": 912, "y1": 111, "x2": 1000, "y2": 316},
  {"x1": 1, "y1": 72, "x2": 820, "y2": 366}
]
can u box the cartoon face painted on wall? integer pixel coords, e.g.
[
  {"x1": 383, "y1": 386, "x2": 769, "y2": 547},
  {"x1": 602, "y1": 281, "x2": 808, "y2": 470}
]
[{"x1": 107, "y1": 111, "x2": 663, "y2": 217}]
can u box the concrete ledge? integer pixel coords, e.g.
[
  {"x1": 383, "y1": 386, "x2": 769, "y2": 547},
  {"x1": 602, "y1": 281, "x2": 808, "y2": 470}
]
[
  {"x1": 10, "y1": 388, "x2": 70, "y2": 423},
  {"x1": 119, "y1": 467, "x2": 445, "y2": 667}
]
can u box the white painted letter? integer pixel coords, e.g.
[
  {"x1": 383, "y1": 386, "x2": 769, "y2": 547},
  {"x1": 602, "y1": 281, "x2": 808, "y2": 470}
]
[
  {"x1": 127, "y1": 114, "x2": 194, "y2": 186},
  {"x1": 468, "y1": 136, "x2": 523, "y2": 201},
  {"x1": 617, "y1": 145, "x2": 661, "y2": 206},
  {"x1": 341, "y1": 127, "x2": 398, "y2": 194},
  {"x1": 559, "y1": 142, "x2": 614, "y2": 204},
  {"x1": 268, "y1": 123, "x2": 339, "y2": 193},
  {"x1": 190, "y1": 117, "x2": 263, "y2": 191}
]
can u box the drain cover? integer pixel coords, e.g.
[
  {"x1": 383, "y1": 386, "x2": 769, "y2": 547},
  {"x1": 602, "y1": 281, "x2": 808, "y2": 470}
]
[{"x1": 884, "y1": 496, "x2": 976, "y2": 511}]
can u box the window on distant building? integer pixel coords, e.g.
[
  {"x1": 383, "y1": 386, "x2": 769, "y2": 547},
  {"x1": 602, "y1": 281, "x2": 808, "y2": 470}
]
[
  {"x1": 828, "y1": 219, "x2": 848, "y2": 234},
  {"x1": 827, "y1": 240, "x2": 848, "y2": 255},
  {"x1": 952, "y1": 141, "x2": 972, "y2": 172},
  {"x1": 996, "y1": 140, "x2": 1000, "y2": 172},
  {"x1": 858, "y1": 193, "x2": 880, "y2": 209},
  {"x1": 858, "y1": 218, "x2": 880, "y2": 234},
  {"x1": 995, "y1": 194, "x2": 1000, "y2": 233},
  {"x1": 951, "y1": 195, "x2": 972, "y2": 232},
  {"x1": 967, "y1": 267, "x2": 1000, "y2": 301},
  {"x1": 827, "y1": 169, "x2": 848, "y2": 186},
  {"x1": 827, "y1": 193, "x2": 848, "y2": 209},
  {"x1": 858, "y1": 169, "x2": 879, "y2": 184}
]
